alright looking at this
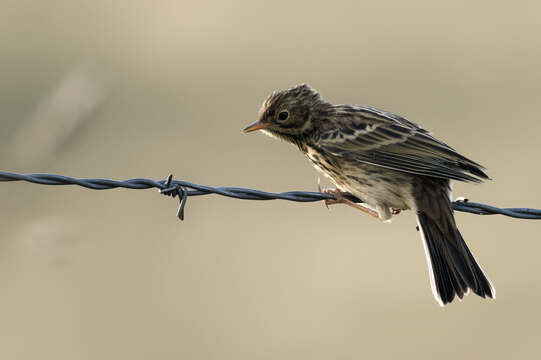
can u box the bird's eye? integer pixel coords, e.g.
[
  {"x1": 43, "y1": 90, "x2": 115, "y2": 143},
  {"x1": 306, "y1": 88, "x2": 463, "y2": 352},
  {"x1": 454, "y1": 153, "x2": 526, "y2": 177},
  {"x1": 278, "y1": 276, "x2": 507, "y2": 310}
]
[{"x1": 278, "y1": 111, "x2": 289, "y2": 121}]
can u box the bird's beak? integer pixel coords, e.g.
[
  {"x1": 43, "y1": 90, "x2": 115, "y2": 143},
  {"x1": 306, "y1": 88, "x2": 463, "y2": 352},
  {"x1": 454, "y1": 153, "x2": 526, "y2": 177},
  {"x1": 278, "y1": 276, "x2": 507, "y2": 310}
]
[{"x1": 243, "y1": 120, "x2": 268, "y2": 133}]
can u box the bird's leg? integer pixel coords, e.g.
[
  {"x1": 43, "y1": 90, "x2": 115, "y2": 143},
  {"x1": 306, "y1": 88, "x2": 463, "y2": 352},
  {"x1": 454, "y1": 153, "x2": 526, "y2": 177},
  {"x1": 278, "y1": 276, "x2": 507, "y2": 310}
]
[{"x1": 322, "y1": 188, "x2": 380, "y2": 219}]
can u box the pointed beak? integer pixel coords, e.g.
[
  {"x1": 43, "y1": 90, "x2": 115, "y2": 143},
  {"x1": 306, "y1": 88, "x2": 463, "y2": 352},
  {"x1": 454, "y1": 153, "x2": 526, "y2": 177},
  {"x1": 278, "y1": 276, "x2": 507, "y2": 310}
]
[{"x1": 243, "y1": 120, "x2": 268, "y2": 133}]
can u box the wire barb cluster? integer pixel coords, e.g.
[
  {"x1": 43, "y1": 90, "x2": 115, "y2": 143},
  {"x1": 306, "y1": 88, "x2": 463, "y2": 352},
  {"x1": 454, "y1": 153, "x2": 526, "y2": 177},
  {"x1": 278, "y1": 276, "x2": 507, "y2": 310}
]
[{"x1": 1, "y1": 170, "x2": 540, "y2": 221}]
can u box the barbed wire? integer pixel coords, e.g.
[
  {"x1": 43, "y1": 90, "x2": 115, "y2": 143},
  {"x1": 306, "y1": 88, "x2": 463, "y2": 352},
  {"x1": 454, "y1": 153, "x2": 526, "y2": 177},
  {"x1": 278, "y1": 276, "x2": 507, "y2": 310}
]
[{"x1": 1, "y1": 170, "x2": 540, "y2": 221}]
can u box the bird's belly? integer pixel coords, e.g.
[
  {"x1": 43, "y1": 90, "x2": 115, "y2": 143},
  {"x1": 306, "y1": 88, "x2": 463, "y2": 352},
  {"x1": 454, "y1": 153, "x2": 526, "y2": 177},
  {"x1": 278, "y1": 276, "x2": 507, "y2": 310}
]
[
  {"x1": 306, "y1": 150, "x2": 413, "y2": 209},
  {"x1": 336, "y1": 171, "x2": 411, "y2": 210}
]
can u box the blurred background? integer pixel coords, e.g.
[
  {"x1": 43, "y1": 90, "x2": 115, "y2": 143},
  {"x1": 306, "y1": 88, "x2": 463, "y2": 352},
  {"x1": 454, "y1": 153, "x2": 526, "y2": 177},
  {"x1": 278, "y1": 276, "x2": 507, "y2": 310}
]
[{"x1": 1, "y1": 1, "x2": 540, "y2": 359}]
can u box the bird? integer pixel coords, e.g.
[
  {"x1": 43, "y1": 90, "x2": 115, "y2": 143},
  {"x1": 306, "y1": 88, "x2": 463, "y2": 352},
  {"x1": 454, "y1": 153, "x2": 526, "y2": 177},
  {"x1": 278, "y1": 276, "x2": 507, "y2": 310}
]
[{"x1": 243, "y1": 83, "x2": 495, "y2": 306}]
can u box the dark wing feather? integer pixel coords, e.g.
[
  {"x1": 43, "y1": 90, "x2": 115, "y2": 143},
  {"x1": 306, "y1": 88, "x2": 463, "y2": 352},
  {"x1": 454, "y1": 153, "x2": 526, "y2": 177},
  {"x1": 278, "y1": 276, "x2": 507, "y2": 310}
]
[{"x1": 316, "y1": 107, "x2": 489, "y2": 183}]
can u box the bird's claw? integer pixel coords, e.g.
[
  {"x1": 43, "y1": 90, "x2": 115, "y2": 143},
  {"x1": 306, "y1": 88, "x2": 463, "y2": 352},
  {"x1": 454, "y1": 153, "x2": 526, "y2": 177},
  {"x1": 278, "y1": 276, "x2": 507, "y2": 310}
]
[
  {"x1": 319, "y1": 186, "x2": 380, "y2": 219},
  {"x1": 318, "y1": 180, "x2": 340, "y2": 210},
  {"x1": 320, "y1": 187, "x2": 343, "y2": 209}
]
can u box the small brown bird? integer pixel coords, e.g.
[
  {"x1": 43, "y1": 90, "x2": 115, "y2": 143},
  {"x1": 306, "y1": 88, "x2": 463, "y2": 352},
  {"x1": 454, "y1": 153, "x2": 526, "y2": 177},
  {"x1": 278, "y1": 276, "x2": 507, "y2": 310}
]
[{"x1": 243, "y1": 84, "x2": 494, "y2": 306}]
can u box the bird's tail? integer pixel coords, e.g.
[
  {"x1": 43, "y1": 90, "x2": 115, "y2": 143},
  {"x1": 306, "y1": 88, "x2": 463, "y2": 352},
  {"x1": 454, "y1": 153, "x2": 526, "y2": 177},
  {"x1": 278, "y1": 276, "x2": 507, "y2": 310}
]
[{"x1": 416, "y1": 211, "x2": 495, "y2": 306}]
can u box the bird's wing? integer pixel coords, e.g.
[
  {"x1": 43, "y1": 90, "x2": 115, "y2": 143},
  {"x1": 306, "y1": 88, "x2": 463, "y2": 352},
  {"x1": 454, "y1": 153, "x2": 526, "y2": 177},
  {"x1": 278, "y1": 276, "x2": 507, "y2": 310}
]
[{"x1": 315, "y1": 107, "x2": 489, "y2": 183}]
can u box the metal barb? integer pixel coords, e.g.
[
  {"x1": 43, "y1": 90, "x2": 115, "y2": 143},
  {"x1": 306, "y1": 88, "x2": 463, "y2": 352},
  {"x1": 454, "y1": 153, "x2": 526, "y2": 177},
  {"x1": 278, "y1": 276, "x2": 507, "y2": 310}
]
[
  {"x1": 1, "y1": 170, "x2": 540, "y2": 221},
  {"x1": 177, "y1": 186, "x2": 188, "y2": 220},
  {"x1": 159, "y1": 173, "x2": 188, "y2": 220}
]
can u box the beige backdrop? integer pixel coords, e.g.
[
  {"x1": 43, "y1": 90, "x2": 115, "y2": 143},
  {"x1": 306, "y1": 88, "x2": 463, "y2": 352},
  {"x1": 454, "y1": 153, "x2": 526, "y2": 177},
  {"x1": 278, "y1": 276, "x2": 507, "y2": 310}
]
[{"x1": 1, "y1": 1, "x2": 540, "y2": 359}]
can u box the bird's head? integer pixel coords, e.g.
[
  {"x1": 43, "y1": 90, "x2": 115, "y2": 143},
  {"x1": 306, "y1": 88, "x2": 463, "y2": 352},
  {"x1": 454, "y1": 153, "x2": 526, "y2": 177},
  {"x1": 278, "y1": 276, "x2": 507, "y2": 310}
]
[{"x1": 243, "y1": 84, "x2": 325, "y2": 139}]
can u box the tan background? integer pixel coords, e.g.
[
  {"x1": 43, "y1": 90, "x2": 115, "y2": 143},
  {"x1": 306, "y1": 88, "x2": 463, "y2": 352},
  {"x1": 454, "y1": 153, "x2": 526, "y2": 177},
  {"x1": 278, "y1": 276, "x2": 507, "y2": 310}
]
[{"x1": 1, "y1": 1, "x2": 540, "y2": 359}]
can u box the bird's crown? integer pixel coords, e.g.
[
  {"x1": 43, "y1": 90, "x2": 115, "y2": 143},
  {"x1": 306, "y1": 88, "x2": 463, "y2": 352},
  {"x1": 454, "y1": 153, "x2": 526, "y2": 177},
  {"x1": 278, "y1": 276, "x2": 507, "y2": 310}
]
[{"x1": 261, "y1": 83, "x2": 322, "y2": 114}]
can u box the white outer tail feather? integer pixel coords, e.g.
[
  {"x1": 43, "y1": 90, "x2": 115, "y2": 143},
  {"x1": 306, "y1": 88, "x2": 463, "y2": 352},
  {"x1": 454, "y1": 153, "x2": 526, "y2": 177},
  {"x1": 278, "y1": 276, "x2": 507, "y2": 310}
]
[{"x1": 416, "y1": 215, "x2": 445, "y2": 307}]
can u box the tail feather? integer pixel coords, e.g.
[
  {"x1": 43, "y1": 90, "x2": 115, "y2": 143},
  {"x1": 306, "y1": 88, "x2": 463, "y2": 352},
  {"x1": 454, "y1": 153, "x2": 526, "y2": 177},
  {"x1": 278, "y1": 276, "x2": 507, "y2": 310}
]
[
  {"x1": 456, "y1": 230, "x2": 495, "y2": 298},
  {"x1": 417, "y1": 212, "x2": 494, "y2": 305}
]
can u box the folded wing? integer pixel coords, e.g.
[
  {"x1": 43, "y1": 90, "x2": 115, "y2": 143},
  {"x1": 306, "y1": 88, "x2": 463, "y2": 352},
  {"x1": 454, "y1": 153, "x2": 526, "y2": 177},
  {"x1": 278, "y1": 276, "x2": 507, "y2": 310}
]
[{"x1": 316, "y1": 107, "x2": 489, "y2": 183}]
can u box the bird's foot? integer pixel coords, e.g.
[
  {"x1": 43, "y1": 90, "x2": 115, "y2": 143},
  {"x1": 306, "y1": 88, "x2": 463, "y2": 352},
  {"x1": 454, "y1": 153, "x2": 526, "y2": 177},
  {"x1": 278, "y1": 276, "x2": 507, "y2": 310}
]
[{"x1": 320, "y1": 187, "x2": 379, "y2": 219}]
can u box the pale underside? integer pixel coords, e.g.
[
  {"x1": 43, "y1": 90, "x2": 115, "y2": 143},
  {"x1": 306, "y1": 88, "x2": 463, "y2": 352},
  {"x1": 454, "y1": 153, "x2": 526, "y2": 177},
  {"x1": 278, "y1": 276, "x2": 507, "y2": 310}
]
[{"x1": 305, "y1": 146, "x2": 416, "y2": 220}]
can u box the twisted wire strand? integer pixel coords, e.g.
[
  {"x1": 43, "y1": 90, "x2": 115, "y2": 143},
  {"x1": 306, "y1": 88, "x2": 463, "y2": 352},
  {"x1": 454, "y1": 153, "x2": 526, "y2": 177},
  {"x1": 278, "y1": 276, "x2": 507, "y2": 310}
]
[{"x1": 1, "y1": 170, "x2": 540, "y2": 220}]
